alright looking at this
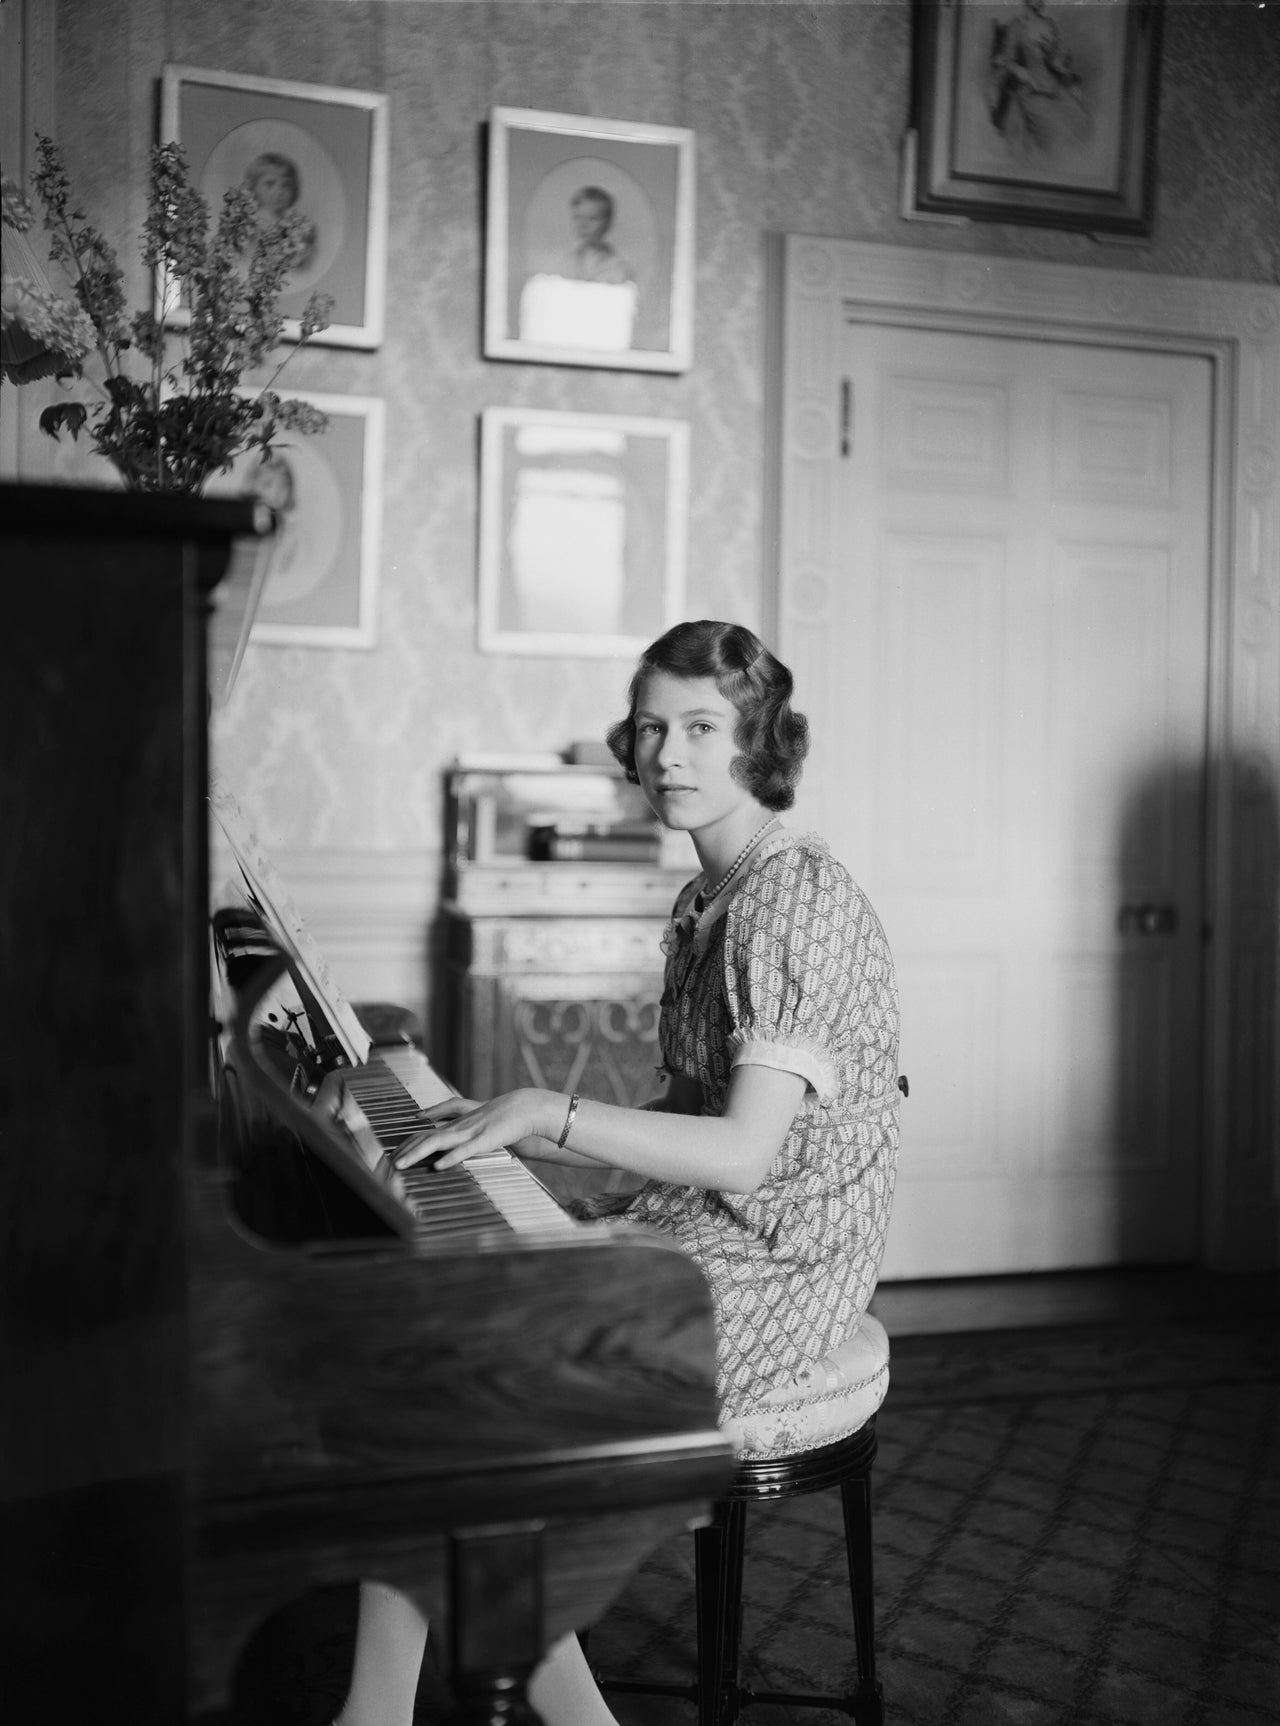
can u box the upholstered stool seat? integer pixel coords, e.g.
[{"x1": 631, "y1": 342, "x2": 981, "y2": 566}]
[{"x1": 593, "y1": 1313, "x2": 890, "y2": 1726}]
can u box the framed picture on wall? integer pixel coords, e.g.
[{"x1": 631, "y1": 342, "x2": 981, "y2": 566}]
[
  {"x1": 477, "y1": 407, "x2": 689, "y2": 657},
  {"x1": 208, "y1": 391, "x2": 385, "y2": 648},
  {"x1": 905, "y1": 0, "x2": 1164, "y2": 235},
  {"x1": 161, "y1": 65, "x2": 388, "y2": 347},
  {"x1": 484, "y1": 107, "x2": 696, "y2": 372}
]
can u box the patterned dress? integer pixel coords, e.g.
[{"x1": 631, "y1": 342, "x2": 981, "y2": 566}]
[{"x1": 614, "y1": 827, "x2": 901, "y2": 1418}]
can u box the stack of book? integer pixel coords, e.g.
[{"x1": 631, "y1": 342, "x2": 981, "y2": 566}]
[{"x1": 528, "y1": 820, "x2": 663, "y2": 865}]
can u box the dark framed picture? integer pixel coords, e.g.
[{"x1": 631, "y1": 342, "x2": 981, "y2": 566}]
[
  {"x1": 477, "y1": 407, "x2": 689, "y2": 657},
  {"x1": 161, "y1": 65, "x2": 388, "y2": 348},
  {"x1": 906, "y1": 0, "x2": 1164, "y2": 235},
  {"x1": 208, "y1": 391, "x2": 384, "y2": 648},
  {"x1": 484, "y1": 107, "x2": 695, "y2": 373}
]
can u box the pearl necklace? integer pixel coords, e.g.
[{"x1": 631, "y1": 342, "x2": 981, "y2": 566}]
[{"x1": 697, "y1": 816, "x2": 779, "y2": 908}]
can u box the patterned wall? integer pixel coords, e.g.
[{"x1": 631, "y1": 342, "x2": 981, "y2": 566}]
[{"x1": 11, "y1": 1, "x2": 1280, "y2": 891}]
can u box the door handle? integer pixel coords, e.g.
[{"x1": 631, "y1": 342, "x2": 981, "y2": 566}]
[{"x1": 1119, "y1": 903, "x2": 1179, "y2": 936}]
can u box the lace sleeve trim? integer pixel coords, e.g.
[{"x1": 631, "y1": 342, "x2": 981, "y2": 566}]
[{"x1": 727, "y1": 1029, "x2": 838, "y2": 1103}]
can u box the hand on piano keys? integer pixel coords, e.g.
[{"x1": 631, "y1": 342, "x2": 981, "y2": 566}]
[
  {"x1": 329, "y1": 1047, "x2": 581, "y2": 1247},
  {"x1": 393, "y1": 1086, "x2": 601, "y2": 1177}
]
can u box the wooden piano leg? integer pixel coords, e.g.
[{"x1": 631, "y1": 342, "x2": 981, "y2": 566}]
[{"x1": 449, "y1": 1522, "x2": 547, "y2": 1725}]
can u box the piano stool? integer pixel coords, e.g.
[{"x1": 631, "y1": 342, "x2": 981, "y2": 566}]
[{"x1": 589, "y1": 1313, "x2": 890, "y2": 1725}]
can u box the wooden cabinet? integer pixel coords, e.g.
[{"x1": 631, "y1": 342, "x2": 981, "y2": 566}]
[{"x1": 440, "y1": 762, "x2": 691, "y2": 1102}]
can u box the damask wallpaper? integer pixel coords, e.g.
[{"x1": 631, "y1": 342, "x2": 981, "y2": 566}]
[{"x1": 7, "y1": 0, "x2": 1279, "y2": 1016}]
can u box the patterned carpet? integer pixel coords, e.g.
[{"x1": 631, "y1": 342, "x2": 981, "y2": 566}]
[
  {"x1": 227, "y1": 1311, "x2": 1279, "y2": 1726},
  {"x1": 589, "y1": 1314, "x2": 1280, "y2": 1726}
]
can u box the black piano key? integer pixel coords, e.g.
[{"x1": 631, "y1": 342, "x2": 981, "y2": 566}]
[{"x1": 335, "y1": 1049, "x2": 576, "y2": 1245}]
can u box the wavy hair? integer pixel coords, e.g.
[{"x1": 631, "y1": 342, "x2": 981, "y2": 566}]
[{"x1": 605, "y1": 620, "x2": 809, "y2": 812}]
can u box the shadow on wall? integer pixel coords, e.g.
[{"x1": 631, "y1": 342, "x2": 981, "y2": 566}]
[
  {"x1": 1113, "y1": 755, "x2": 1278, "y2": 1263},
  {"x1": 1222, "y1": 752, "x2": 1280, "y2": 1261}
]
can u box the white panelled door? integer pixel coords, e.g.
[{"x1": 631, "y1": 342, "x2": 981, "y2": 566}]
[{"x1": 798, "y1": 325, "x2": 1213, "y2": 1278}]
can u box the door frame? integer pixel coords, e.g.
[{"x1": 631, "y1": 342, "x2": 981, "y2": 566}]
[{"x1": 768, "y1": 236, "x2": 1280, "y2": 1272}]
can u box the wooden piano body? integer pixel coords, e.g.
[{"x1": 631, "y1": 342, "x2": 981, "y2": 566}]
[{"x1": 0, "y1": 485, "x2": 731, "y2": 1720}]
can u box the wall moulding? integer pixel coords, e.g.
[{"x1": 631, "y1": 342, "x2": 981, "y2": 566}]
[{"x1": 770, "y1": 235, "x2": 1280, "y2": 1271}]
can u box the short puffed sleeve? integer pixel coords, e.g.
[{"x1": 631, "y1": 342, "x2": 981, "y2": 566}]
[{"x1": 721, "y1": 840, "x2": 873, "y2": 1102}]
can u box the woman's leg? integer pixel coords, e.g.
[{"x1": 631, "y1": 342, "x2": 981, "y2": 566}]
[
  {"x1": 528, "y1": 1631, "x2": 621, "y2": 1726},
  {"x1": 333, "y1": 1580, "x2": 428, "y2": 1726},
  {"x1": 332, "y1": 1584, "x2": 618, "y2": 1726}
]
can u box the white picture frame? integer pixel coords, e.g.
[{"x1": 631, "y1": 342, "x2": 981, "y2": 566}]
[
  {"x1": 484, "y1": 107, "x2": 695, "y2": 373},
  {"x1": 208, "y1": 391, "x2": 385, "y2": 649},
  {"x1": 161, "y1": 64, "x2": 389, "y2": 349},
  {"x1": 478, "y1": 406, "x2": 689, "y2": 657}
]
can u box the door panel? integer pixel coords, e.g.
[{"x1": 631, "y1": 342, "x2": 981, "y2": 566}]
[{"x1": 800, "y1": 326, "x2": 1212, "y2": 1277}]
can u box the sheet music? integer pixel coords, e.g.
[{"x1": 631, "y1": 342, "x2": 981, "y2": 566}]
[{"x1": 210, "y1": 776, "x2": 371, "y2": 1067}]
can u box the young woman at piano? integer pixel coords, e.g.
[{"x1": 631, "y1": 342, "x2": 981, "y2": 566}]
[{"x1": 334, "y1": 618, "x2": 900, "y2": 1726}]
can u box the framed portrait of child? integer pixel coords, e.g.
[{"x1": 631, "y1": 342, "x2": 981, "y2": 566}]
[
  {"x1": 161, "y1": 65, "x2": 388, "y2": 348},
  {"x1": 484, "y1": 107, "x2": 696, "y2": 374},
  {"x1": 477, "y1": 406, "x2": 689, "y2": 657},
  {"x1": 207, "y1": 391, "x2": 385, "y2": 649}
]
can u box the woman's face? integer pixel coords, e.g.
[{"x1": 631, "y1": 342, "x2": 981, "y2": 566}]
[{"x1": 632, "y1": 670, "x2": 759, "y2": 836}]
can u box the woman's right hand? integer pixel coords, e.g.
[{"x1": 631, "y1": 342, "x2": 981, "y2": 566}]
[{"x1": 394, "y1": 1088, "x2": 562, "y2": 1171}]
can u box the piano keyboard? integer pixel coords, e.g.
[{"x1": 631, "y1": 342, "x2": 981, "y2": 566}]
[{"x1": 342, "y1": 1045, "x2": 579, "y2": 1246}]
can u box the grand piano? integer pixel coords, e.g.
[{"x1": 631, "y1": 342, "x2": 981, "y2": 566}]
[{"x1": 1, "y1": 485, "x2": 732, "y2": 1722}]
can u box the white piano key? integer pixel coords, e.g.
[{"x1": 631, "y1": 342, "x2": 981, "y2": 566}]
[{"x1": 344, "y1": 1047, "x2": 578, "y2": 1245}]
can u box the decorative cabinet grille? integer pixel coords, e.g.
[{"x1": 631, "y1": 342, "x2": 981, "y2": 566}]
[{"x1": 440, "y1": 763, "x2": 691, "y2": 1104}]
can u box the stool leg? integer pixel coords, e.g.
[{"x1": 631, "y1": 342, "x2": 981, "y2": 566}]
[
  {"x1": 694, "y1": 1510, "x2": 727, "y2": 1726},
  {"x1": 694, "y1": 1499, "x2": 747, "y2": 1726},
  {"x1": 718, "y1": 1499, "x2": 748, "y2": 1726},
  {"x1": 840, "y1": 1475, "x2": 884, "y2": 1726}
]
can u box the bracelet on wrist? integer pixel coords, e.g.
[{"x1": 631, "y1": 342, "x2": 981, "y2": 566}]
[{"x1": 557, "y1": 1091, "x2": 580, "y2": 1149}]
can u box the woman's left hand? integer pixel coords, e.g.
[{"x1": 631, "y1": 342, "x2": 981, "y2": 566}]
[{"x1": 395, "y1": 1088, "x2": 560, "y2": 1171}]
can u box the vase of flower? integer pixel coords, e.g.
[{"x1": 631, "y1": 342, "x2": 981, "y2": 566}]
[{"x1": 1, "y1": 137, "x2": 332, "y2": 497}]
